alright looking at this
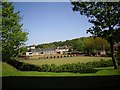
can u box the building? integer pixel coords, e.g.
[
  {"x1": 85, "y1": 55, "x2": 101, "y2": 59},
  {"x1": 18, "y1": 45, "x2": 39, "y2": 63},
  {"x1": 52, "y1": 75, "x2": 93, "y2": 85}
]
[
  {"x1": 55, "y1": 46, "x2": 69, "y2": 54},
  {"x1": 41, "y1": 48, "x2": 57, "y2": 55},
  {"x1": 24, "y1": 46, "x2": 69, "y2": 56},
  {"x1": 96, "y1": 50, "x2": 106, "y2": 56}
]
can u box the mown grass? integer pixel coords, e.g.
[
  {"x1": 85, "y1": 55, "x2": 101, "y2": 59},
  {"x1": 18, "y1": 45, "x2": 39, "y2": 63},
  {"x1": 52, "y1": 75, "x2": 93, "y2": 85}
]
[
  {"x1": 19, "y1": 56, "x2": 111, "y2": 65},
  {"x1": 1, "y1": 62, "x2": 120, "y2": 77}
]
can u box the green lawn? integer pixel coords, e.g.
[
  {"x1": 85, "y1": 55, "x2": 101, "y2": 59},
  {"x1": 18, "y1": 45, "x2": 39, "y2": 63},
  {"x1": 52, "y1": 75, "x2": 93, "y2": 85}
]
[
  {"x1": 19, "y1": 56, "x2": 111, "y2": 65},
  {"x1": 1, "y1": 62, "x2": 120, "y2": 76}
]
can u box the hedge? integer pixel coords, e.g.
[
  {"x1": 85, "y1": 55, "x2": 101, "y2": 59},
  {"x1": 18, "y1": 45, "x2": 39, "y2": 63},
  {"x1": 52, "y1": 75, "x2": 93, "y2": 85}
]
[{"x1": 6, "y1": 58, "x2": 113, "y2": 73}]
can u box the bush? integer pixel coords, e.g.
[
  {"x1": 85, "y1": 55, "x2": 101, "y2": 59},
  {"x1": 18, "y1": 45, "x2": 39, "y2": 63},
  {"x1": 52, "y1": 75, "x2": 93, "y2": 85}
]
[
  {"x1": 84, "y1": 59, "x2": 113, "y2": 68},
  {"x1": 6, "y1": 58, "x2": 113, "y2": 73},
  {"x1": 97, "y1": 59, "x2": 113, "y2": 67},
  {"x1": 7, "y1": 59, "x2": 40, "y2": 71},
  {"x1": 50, "y1": 64, "x2": 57, "y2": 72},
  {"x1": 40, "y1": 64, "x2": 50, "y2": 72}
]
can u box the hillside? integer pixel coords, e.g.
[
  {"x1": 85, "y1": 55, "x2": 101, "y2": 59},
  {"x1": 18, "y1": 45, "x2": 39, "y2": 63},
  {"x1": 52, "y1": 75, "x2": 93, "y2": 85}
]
[{"x1": 34, "y1": 36, "x2": 110, "y2": 55}]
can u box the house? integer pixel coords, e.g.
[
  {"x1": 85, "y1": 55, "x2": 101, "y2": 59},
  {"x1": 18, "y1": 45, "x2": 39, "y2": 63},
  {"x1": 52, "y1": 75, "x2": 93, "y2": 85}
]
[
  {"x1": 40, "y1": 48, "x2": 57, "y2": 55},
  {"x1": 30, "y1": 48, "x2": 42, "y2": 55},
  {"x1": 96, "y1": 50, "x2": 106, "y2": 56},
  {"x1": 55, "y1": 46, "x2": 69, "y2": 54},
  {"x1": 25, "y1": 52, "x2": 33, "y2": 56},
  {"x1": 24, "y1": 46, "x2": 69, "y2": 56}
]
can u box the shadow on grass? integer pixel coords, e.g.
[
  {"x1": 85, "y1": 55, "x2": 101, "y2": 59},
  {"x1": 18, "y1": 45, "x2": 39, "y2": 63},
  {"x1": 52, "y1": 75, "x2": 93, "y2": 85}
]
[{"x1": 2, "y1": 75, "x2": 120, "y2": 89}]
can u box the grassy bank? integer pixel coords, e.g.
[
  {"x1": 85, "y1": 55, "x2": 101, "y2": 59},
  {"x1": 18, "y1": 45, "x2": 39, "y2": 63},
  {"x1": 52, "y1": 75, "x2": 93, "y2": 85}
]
[{"x1": 1, "y1": 62, "x2": 120, "y2": 76}]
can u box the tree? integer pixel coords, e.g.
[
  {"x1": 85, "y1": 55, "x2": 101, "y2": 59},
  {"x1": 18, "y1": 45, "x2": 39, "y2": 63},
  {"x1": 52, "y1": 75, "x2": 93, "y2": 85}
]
[
  {"x1": 73, "y1": 39, "x2": 84, "y2": 52},
  {"x1": 19, "y1": 46, "x2": 28, "y2": 56},
  {"x1": 71, "y1": 2, "x2": 120, "y2": 69},
  {"x1": 83, "y1": 37, "x2": 94, "y2": 55},
  {"x1": 93, "y1": 37, "x2": 110, "y2": 50},
  {"x1": 0, "y1": 2, "x2": 2, "y2": 58},
  {"x1": 2, "y1": 2, "x2": 28, "y2": 61},
  {"x1": 83, "y1": 37, "x2": 110, "y2": 56}
]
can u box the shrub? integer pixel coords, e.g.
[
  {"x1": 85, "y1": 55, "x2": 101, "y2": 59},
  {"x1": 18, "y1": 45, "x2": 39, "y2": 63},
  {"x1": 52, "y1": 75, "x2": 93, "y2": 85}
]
[
  {"x1": 7, "y1": 59, "x2": 39, "y2": 71},
  {"x1": 50, "y1": 64, "x2": 57, "y2": 72},
  {"x1": 6, "y1": 58, "x2": 113, "y2": 73},
  {"x1": 40, "y1": 64, "x2": 50, "y2": 72},
  {"x1": 97, "y1": 59, "x2": 113, "y2": 67}
]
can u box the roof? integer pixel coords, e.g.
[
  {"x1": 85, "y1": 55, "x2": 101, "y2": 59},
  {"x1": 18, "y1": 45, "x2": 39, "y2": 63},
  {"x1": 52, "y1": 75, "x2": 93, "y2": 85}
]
[
  {"x1": 41, "y1": 48, "x2": 56, "y2": 51},
  {"x1": 30, "y1": 48, "x2": 56, "y2": 52},
  {"x1": 30, "y1": 48, "x2": 41, "y2": 52},
  {"x1": 57, "y1": 46, "x2": 68, "y2": 49}
]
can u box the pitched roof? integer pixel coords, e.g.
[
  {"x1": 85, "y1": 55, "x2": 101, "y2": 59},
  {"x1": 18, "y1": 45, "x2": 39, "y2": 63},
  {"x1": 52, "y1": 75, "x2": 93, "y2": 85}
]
[
  {"x1": 30, "y1": 48, "x2": 56, "y2": 52},
  {"x1": 41, "y1": 48, "x2": 56, "y2": 51}
]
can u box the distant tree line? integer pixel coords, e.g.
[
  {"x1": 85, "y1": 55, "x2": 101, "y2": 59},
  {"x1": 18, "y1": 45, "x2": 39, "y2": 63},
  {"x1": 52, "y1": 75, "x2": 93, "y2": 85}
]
[{"x1": 35, "y1": 36, "x2": 110, "y2": 55}]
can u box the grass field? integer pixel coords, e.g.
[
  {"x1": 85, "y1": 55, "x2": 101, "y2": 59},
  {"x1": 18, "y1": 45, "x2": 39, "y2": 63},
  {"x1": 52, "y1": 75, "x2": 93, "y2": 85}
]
[
  {"x1": 1, "y1": 61, "x2": 120, "y2": 77},
  {"x1": 19, "y1": 56, "x2": 111, "y2": 65}
]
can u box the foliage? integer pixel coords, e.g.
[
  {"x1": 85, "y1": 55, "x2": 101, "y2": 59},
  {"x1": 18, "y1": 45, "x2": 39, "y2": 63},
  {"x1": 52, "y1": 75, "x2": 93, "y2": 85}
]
[
  {"x1": 72, "y1": 38, "x2": 85, "y2": 52},
  {"x1": 6, "y1": 58, "x2": 114, "y2": 74},
  {"x1": 35, "y1": 36, "x2": 110, "y2": 55},
  {"x1": 19, "y1": 46, "x2": 28, "y2": 55},
  {"x1": 71, "y1": 2, "x2": 120, "y2": 69},
  {"x1": 7, "y1": 59, "x2": 39, "y2": 71},
  {"x1": 2, "y1": 2, "x2": 28, "y2": 61},
  {"x1": 2, "y1": 61, "x2": 120, "y2": 76},
  {"x1": 91, "y1": 59, "x2": 113, "y2": 68},
  {"x1": 82, "y1": 37, "x2": 110, "y2": 55}
]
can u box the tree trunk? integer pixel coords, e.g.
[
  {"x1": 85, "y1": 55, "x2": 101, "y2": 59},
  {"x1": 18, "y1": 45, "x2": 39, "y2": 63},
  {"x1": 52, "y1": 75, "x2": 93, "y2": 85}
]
[{"x1": 110, "y1": 40, "x2": 118, "y2": 69}]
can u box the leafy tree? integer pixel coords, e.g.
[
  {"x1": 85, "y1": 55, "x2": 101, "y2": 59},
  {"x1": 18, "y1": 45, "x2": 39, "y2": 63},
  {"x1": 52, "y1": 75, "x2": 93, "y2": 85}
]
[
  {"x1": 71, "y1": 2, "x2": 120, "y2": 69},
  {"x1": 2, "y1": 2, "x2": 28, "y2": 61},
  {"x1": 73, "y1": 39, "x2": 84, "y2": 52},
  {"x1": 83, "y1": 37, "x2": 110, "y2": 55},
  {"x1": 19, "y1": 46, "x2": 28, "y2": 56},
  {"x1": 94, "y1": 37, "x2": 110, "y2": 50},
  {"x1": 83, "y1": 37, "x2": 95, "y2": 55}
]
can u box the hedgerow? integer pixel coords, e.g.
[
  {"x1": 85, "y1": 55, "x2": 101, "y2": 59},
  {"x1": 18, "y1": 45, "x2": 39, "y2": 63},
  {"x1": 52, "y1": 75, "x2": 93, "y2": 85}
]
[{"x1": 6, "y1": 58, "x2": 113, "y2": 73}]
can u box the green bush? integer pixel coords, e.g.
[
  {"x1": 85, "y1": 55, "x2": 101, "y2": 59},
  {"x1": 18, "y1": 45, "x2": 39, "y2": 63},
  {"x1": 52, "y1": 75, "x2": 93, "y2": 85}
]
[
  {"x1": 50, "y1": 64, "x2": 57, "y2": 72},
  {"x1": 97, "y1": 59, "x2": 113, "y2": 67},
  {"x1": 40, "y1": 64, "x2": 49, "y2": 72},
  {"x1": 6, "y1": 58, "x2": 113, "y2": 73},
  {"x1": 7, "y1": 59, "x2": 39, "y2": 71}
]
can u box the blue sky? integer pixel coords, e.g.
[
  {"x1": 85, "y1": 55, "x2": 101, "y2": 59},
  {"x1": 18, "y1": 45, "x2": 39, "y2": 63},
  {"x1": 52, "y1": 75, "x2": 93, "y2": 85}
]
[{"x1": 13, "y1": 2, "x2": 92, "y2": 46}]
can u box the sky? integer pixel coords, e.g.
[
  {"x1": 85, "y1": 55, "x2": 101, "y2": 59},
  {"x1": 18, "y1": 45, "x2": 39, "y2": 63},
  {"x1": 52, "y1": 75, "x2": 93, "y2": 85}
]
[{"x1": 13, "y1": 2, "x2": 92, "y2": 46}]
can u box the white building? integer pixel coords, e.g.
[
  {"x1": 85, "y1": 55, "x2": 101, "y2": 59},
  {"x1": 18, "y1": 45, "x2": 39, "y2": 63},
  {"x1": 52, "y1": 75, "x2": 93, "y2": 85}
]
[
  {"x1": 55, "y1": 48, "x2": 69, "y2": 54},
  {"x1": 24, "y1": 46, "x2": 69, "y2": 56},
  {"x1": 25, "y1": 52, "x2": 33, "y2": 56}
]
